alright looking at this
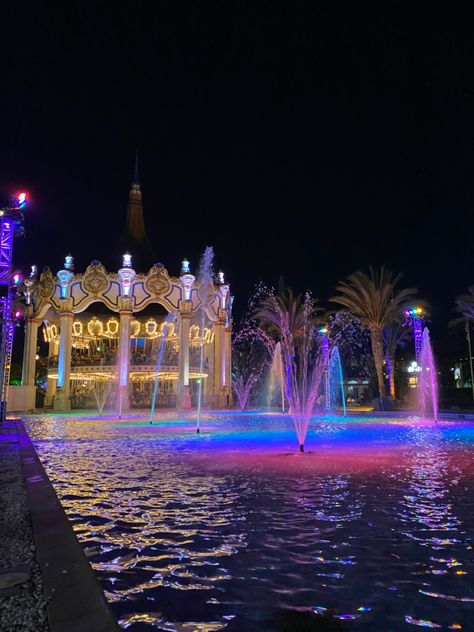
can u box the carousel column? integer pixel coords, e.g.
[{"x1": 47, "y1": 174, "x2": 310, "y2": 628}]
[
  {"x1": 177, "y1": 264, "x2": 195, "y2": 410},
  {"x1": 216, "y1": 280, "x2": 230, "y2": 408},
  {"x1": 118, "y1": 301, "x2": 132, "y2": 414},
  {"x1": 117, "y1": 256, "x2": 136, "y2": 416},
  {"x1": 53, "y1": 308, "x2": 73, "y2": 411},
  {"x1": 177, "y1": 304, "x2": 192, "y2": 409},
  {"x1": 53, "y1": 256, "x2": 75, "y2": 411},
  {"x1": 224, "y1": 325, "x2": 232, "y2": 407},
  {"x1": 21, "y1": 311, "x2": 40, "y2": 410},
  {"x1": 213, "y1": 319, "x2": 224, "y2": 407},
  {"x1": 45, "y1": 331, "x2": 57, "y2": 406}
]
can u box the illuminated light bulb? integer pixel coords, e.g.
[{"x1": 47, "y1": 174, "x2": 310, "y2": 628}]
[
  {"x1": 18, "y1": 192, "x2": 27, "y2": 205},
  {"x1": 35, "y1": 354, "x2": 40, "y2": 360},
  {"x1": 13, "y1": 273, "x2": 21, "y2": 285},
  {"x1": 181, "y1": 258, "x2": 190, "y2": 274},
  {"x1": 15, "y1": 311, "x2": 22, "y2": 318},
  {"x1": 122, "y1": 252, "x2": 132, "y2": 268}
]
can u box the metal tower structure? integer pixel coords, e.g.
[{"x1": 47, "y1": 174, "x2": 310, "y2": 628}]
[
  {"x1": 404, "y1": 306, "x2": 426, "y2": 362},
  {"x1": 0, "y1": 193, "x2": 26, "y2": 421}
]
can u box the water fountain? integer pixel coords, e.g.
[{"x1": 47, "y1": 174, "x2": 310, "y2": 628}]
[
  {"x1": 256, "y1": 290, "x2": 325, "y2": 452},
  {"x1": 268, "y1": 341, "x2": 285, "y2": 412},
  {"x1": 92, "y1": 378, "x2": 112, "y2": 415},
  {"x1": 232, "y1": 321, "x2": 275, "y2": 411},
  {"x1": 150, "y1": 312, "x2": 176, "y2": 424},
  {"x1": 417, "y1": 327, "x2": 438, "y2": 421},
  {"x1": 328, "y1": 346, "x2": 347, "y2": 417},
  {"x1": 196, "y1": 247, "x2": 214, "y2": 434}
]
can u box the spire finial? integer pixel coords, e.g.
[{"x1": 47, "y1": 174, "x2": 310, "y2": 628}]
[{"x1": 132, "y1": 150, "x2": 140, "y2": 185}]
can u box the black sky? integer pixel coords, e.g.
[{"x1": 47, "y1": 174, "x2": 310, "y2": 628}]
[{"x1": 1, "y1": 3, "x2": 474, "y2": 337}]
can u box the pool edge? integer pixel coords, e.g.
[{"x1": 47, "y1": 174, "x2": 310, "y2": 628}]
[{"x1": 16, "y1": 419, "x2": 120, "y2": 632}]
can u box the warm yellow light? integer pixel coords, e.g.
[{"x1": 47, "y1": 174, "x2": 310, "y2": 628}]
[
  {"x1": 131, "y1": 319, "x2": 141, "y2": 337},
  {"x1": 87, "y1": 317, "x2": 103, "y2": 337},
  {"x1": 73, "y1": 321, "x2": 83, "y2": 336},
  {"x1": 145, "y1": 319, "x2": 158, "y2": 336},
  {"x1": 106, "y1": 318, "x2": 119, "y2": 336}
]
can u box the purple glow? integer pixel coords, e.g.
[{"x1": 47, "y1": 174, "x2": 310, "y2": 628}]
[
  {"x1": 417, "y1": 328, "x2": 438, "y2": 422},
  {"x1": 414, "y1": 317, "x2": 423, "y2": 361}
]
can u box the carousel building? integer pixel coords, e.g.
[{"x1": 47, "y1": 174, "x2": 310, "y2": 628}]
[{"x1": 9, "y1": 171, "x2": 232, "y2": 412}]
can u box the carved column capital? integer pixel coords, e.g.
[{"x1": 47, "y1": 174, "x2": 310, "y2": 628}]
[
  {"x1": 118, "y1": 297, "x2": 133, "y2": 312},
  {"x1": 179, "y1": 299, "x2": 192, "y2": 315},
  {"x1": 58, "y1": 298, "x2": 73, "y2": 314}
]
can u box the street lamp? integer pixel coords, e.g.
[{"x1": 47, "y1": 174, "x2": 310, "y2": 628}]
[{"x1": 0, "y1": 192, "x2": 27, "y2": 421}]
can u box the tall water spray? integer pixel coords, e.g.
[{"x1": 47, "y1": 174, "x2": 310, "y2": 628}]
[
  {"x1": 268, "y1": 341, "x2": 285, "y2": 412},
  {"x1": 196, "y1": 247, "x2": 214, "y2": 434},
  {"x1": 328, "y1": 346, "x2": 347, "y2": 417},
  {"x1": 93, "y1": 378, "x2": 112, "y2": 416},
  {"x1": 417, "y1": 327, "x2": 438, "y2": 421},
  {"x1": 150, "y1": 313, "x2": 175, "y2": 423},
  {"x1": 285, "y1": 298, "x2": 325, "y2": 452}
]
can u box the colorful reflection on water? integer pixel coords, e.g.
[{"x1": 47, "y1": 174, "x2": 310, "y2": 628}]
[{"x1": 24, "y1": 413, "x2": 474, "y2": 631}]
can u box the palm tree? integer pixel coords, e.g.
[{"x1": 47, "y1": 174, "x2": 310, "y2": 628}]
[
  {"x1": 454, "y1": 286, "x2": 474, "y2": 321},
  {"x1": 452, "y1": 286, "x2": 474, "y2": 399},
  {"x1": 331, "y1": 268, "x2": 418, "y2": 399},
  {"x1": 383, "y1": 321, "x2": 412, "y2": 399},
  {"x1": 254, "y1": 290, "x2": 322, "y2": 402}
]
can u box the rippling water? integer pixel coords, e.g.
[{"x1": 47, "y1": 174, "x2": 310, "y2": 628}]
[{"x1": 24, "y1": 413, "x2": 474, "y2": 631}]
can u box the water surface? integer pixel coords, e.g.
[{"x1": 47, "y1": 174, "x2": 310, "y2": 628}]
[{"x1": 24, "y1": 412, "x2": 474, "y2": 631}]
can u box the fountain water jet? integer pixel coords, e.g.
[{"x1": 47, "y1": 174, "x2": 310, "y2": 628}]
[
  {"x1": 92, "y1": 378, "x2": 112, "y2": 415},
  {"x1": 150, "y1": 312, "x2": 176, "y2": 424},
  {"x1": 417, "y1": 327, "x2": 438, "y2": 422},
  {"x1": 196, "y1": 247, "x2": 214, "y2": 434},
  {"x1": 232, "y1": 320, "x2": 274, "y2": 411},
  {"x1": 328, "y1": 346, "x2": 347, "y2": 417},
  {"x1": 256, "y1": 291, "x2": 325, "y2": 451},
  {"x1": 268, "y1": 341, "x2": 285, "y2": 412}
]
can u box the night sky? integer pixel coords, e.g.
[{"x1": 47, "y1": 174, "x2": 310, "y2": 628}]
[{"x1": 2, "y1": 3, "x2": 474, "y2": 338}]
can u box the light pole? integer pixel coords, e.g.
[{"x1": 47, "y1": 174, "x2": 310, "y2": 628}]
[
  {"x1": 319, "y1": 326, "x2": 330, "y2": 410},
  {"x1": 0, "y1": 193, "x2": 27, "y2": 422}
]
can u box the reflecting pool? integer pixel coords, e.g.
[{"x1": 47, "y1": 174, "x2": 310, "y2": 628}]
[{"x1": 24, "y1": 412, "x2": 474, "y2": 631}]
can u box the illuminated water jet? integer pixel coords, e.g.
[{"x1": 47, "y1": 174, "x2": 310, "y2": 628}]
[
  {"x1": 150, "y1": 313, "x2": 175, "y2": 424},
  {"x1": 196, "y1": 247, "x2": 214, "y2": 433},
  {"x1": 417, "y1": 327, "x2": 438, "y2": 422},
  {"x1": 268, "y1": 341, "x2": 285, "y2": 412},
  {"x1": 328, "y1": 346, "x2": 346, "y2": 417}
]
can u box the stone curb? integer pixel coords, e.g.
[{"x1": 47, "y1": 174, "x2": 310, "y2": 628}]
[{"x1": 15, "y1": 420, "x2": 120, "y2": 632}]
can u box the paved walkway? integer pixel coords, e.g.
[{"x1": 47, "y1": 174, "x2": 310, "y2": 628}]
[{"x1": 0, "y1": 420, "x2": 119, "y2": 632}]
